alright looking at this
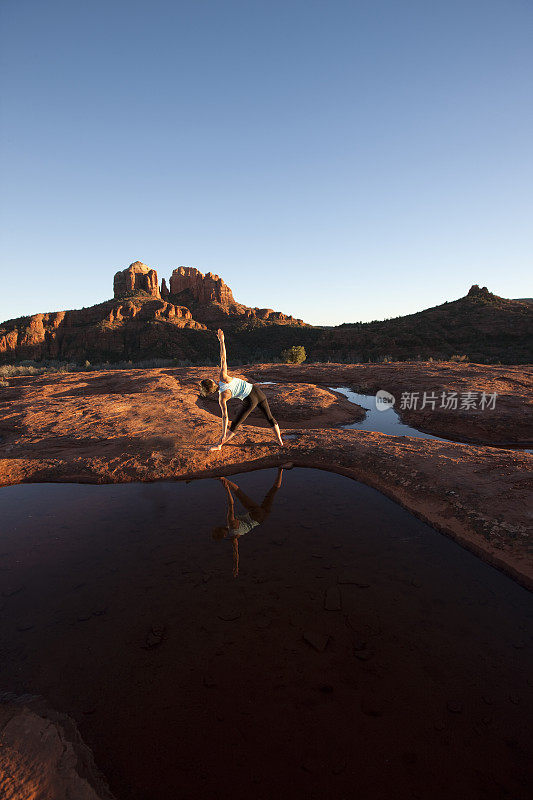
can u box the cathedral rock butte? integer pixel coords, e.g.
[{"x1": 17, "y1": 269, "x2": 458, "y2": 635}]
[
  {"x1": 0, "y1": 261, "x2": 308, "y2": 364},
  {"x1": 112, "y1": 261, "x2": 305, "y2": 325}
]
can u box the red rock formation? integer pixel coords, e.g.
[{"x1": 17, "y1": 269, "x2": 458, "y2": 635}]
[
  {"x1": 160, "y1": 278, "x2": 170, "y2": 300},
  {"x1": 0, "y1": 696, "x2": 116, "y2": 800},
  {"x1": 168, "y1": 266, "x2": 306, "y2": 326},
  {"x1": 169, "y1": 267, "x2": 236, "y2": 307},
  {"x1": 114, "y1": 262, "x2": 161, "y2": 299},
  {"x1": 106, "y1": 299, "x2": 195, "y2": 324}
]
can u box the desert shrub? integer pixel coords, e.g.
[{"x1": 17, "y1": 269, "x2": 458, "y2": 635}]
[
  {"x1": 0, "y1": 377, "x2": 8, "y2": 387},
  {"x1": 281, "y1": 345, "x2": 306, "y2": 364},
  {"x1": 450, "y1": 354, "x2": 469, "y2": 362},
  {"x1": 0, "y1": 363, "x2": 44, "y2": 377},
  {"x1": 0, "y1": 361, "x2": 78, "y2": 377}
]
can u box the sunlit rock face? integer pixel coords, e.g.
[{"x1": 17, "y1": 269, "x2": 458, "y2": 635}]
[
  {"x1": 168, "y1": 265, "x2": 306, "y2": 325},
  {"x1": 169, "y1": 266, "x2": 236, "y2": 308},
  {"x1": 0, "y1": 695, "x2": 115, "y2": 800},
  {"x1": 113, "y1": 261, "x2": 161, "y2": 299}
]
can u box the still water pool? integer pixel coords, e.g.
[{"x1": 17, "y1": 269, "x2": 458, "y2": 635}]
[{"x1": 0, "y1": 468, "x2": 531, "y2": 800}]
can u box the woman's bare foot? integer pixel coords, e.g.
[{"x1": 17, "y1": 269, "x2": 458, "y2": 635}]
[
  {"x1": 209, "y1": 444, "x2": 222, "y2": 452},
  {"x1": 273, "y1": 423, "x2": 283, "y2": 446}
]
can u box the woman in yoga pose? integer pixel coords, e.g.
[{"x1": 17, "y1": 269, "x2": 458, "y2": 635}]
[
  {"x1": 213, "y1": 469, "x2": 283, "y2": 577},
  {"x1": 201, "y1": 329, "x2": 283, "y2": 452}
]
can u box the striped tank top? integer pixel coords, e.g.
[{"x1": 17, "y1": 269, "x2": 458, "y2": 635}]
[
  {"x1": 233, "y1": 512, "x2": 260, "y2": 537},
  {"x1": 219, "y1": 377, "x2": 253, "y2": 401}
]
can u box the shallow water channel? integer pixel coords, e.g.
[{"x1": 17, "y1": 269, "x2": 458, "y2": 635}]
[
  {"x1": 330, "y1": 386, "x2": 449, "y2": 441},
  {"x1": 330, "y1": 386, "x2": 533, "y2": 452},
  {"x1": 0, "y1": 468, "x2": 532, "y2": 800}
]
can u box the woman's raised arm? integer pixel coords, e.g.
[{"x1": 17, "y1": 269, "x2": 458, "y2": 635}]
[{"x1": 217, "y1": 329, "x2": 230, "y2": 383}]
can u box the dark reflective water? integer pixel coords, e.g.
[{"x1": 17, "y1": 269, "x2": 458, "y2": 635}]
[{"x1": 0, "y1": 469, "x2": 532, "y2": 800}]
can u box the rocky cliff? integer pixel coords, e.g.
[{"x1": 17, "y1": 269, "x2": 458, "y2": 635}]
[
  {"x1": 167, "y1": 266, "x2": 305, "y2": 326},
  {"x1": 113, "y1": 261, "x2": 161, "y2": 299},
  {"x1": 169, "y1": 266, "x2": 236, "y2": 307},
  {"x1": 0, "y1": 693, "x2": 116, "y2": 800}
]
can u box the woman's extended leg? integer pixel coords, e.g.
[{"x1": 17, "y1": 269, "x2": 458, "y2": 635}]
[
  {"x1": 260, "y1": 468, "x2": 283, "y2": 512},
  {"x1": 227, "y1": 468, "x2": 282, "y2": 525},
  {"x1": 256, "y1": 393, "x2": 284, "y2": 446},
  {"x1": 227, "y1": 484, "x2": 261, "y2": 513}
]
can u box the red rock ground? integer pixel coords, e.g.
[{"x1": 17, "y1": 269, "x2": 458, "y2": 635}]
[
  {"x1": 0, "y1": 694, "x2": 115, "y2": 799},
  {"x1": 0, "y1": 363, "x2": 531, "y2": 591}
]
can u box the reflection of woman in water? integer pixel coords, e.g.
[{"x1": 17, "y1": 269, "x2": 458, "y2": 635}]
[
  {"x1": 200, "y1": 329, "x2": 284, "y2": 452},
  {"x1": 212, "y1": 469, "x2": 283, "y2": 577}
]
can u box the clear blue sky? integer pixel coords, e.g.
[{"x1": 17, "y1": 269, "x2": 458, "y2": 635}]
[{"x1": 1, "y1": 0, "x2": 531, "y2": 326}]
